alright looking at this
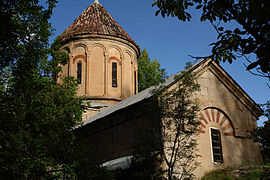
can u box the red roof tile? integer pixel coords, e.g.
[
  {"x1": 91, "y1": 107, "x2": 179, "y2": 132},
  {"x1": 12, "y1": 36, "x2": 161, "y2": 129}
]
[{"x1": 61, "y1": 2, "x2": 139, "y2": 50}]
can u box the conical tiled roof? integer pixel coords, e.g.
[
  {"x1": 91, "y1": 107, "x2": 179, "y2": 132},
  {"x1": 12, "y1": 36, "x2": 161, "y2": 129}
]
[{"x1": 61, "y1": 1, "x2": 139, "y2": 49}]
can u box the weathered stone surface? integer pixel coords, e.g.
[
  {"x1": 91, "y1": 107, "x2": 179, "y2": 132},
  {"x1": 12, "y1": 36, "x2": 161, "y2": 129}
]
[
  {"x1": 58, "y1": 2, "x2": 140, "y2": 119},
  {"x1": 77, "y1": 60, "x2": 262, "y2": 179},
  {"x1": 59, "y1": 2, "x2": 262, "y2": 179},
  {"x1": 60, "y1": 2, "x2": 139, "y2": 50}
]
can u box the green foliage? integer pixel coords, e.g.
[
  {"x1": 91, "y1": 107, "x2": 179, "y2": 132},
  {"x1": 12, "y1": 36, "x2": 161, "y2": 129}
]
[
  {"x1": 153, "y1": 0, "x2": 270, "y2": 79},
  {"x1": 122, "y1": 63, "x2": 200, "y2": 179},
  {"x1": 0, "y1": 0, "x2": 57, "y2": 74},
  {"x1": 157, "y1": 63, "x2": 200, "y2": 179},
  {"x1": 256, "y1": 101, "x2": 270, "y2": 163},
  {"x1": 202, "y1": 166, "x2": 235, "y2": 180},
  {"x1": 0, "y1": 67, "x2": 11, "y2": 93},
  {"x1": 0, "y1": 77, "x2": 84, "y2": 178},
  {"x1": 201, "y1": 165, "x2": 270, "y2": 180},
  {"x1": 0, "y1": 0, "x2": 108, "y2": 178},
  {"x1": 138, "y1": 49, "x2": 166, "y2": 92},
  {"x1": 50, "y1": 36, "x2": 70, "y2": 78}
]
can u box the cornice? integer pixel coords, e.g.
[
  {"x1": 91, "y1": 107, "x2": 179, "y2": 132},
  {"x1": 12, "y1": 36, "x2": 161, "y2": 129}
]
[
  {"x1": 79, "y1": 95, "x2": 123, "y2": 102},
  {"x1": 60, "y1": 34, "x2": 140, "y2": 57}
]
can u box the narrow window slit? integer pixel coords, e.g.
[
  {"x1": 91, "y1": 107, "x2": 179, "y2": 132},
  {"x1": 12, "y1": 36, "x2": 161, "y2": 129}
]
[
  {"x1": 211, "y1": 128, "x2": 223, "y2": 163},
  {"x1": 112, "y1": 62, "x2": 117, "y2": 87},
  {"x1": 77, "y1": 61, "x2": 82, "y2": 84}
]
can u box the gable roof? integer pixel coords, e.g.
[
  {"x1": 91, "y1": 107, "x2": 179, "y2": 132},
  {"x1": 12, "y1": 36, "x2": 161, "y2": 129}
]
[
  {"x1": 80, "y1": 59, "x2": 262, "y2": 128},
  {"x1": 80, "y1": 60, "x2": 203, "y2": 127},
  {"x1": 60, "y1": 1, "x2": 139, "y2": 50}
]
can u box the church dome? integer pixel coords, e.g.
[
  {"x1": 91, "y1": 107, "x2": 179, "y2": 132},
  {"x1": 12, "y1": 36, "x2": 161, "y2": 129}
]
[
  {"x1": 60, "y1": 1, "x2": 139, "y2": 52},
  {"x1": 59, "y1": 1, "x2": 140, "y2": 120}
]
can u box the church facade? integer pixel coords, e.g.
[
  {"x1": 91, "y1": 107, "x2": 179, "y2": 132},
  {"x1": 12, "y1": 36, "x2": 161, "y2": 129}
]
[{"x1": 59, "y1": 1, "x2": 262, "y2": 178}]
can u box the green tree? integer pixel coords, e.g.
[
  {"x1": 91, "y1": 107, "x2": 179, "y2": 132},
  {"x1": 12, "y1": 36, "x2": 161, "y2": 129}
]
[
  {"x1": 0, "y1": 1, "x2": 107, "y2": 178},
  {"x1": 126, "y1": 63, "x2": 200, "y2": 179},
  {"x1": 138, "y1": 49, "x2": 167, "y2": 92},
  {"x1": 256, "y1": 101, "x2": 270, "y2": 163},
  {"x1": 0, "y1": 67, "x2": 11, "y2": 92},
  {"x1": 157, "y1": 63, "x2": 200, "y2": 179},
  {"x1": 152, "y1": 2, "x2": 270, "y2": 162},
  {"x1": 153, "y1": 0, "x2": 270, "y2": 79}
]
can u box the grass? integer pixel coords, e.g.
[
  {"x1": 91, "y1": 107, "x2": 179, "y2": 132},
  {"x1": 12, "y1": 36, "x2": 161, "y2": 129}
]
[{"x1": 201, "y1": 164, "x2": 270, "y2": 180}]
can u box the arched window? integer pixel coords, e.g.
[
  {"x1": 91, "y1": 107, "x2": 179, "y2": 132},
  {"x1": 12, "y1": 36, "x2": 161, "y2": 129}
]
[
  {"x1": 77, "y1": 61, "x2": 82, "y2": 84},
  {"x1": 112, "y1": 62, "x2": 117, "y2": 87},
  {"x1": 210, "y1": 128, "x2": 223, "y2": 163}
]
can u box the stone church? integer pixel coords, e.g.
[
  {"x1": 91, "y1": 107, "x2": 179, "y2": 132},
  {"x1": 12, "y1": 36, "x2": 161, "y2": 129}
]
[{"x1": 59, "y1": 0, "x2": 262, "y2": 178}]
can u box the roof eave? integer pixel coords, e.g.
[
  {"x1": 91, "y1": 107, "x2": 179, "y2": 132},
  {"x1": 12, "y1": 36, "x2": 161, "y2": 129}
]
[{"x1": 60, "y1": 33, "x2": 140, "y2": 57}]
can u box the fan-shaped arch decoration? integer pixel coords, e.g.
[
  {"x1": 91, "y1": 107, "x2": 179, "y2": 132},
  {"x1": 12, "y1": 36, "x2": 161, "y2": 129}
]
[
  {"x1": 73, "y1": 55, "x2": 87, "y2": 63},
  {"x1": 108, "y1": 56, "x2": 122, "y2": 65},
  {"x1": 197, "y1": 108, "x2": 234, "y2": 136}
]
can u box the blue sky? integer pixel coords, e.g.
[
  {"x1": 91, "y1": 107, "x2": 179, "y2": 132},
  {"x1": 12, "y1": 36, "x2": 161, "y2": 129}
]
[{"x1": 49, "y1": 0, "x2": 268, "y2": 124}]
